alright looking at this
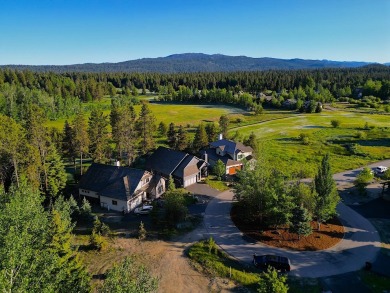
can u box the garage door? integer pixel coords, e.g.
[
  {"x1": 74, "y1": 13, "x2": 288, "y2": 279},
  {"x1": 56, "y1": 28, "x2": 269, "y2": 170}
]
[
  {"x1": 228, "y1": 165, "x2": 242, "y2": 175},
  {"x1": 184, "y1": 176, "x2": 197, "y2": 187}
]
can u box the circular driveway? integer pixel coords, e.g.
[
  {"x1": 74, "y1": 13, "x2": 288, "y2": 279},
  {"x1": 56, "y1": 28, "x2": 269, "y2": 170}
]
[{"x1": 202, "y1": 161, "x2": 390, "y2": 278}]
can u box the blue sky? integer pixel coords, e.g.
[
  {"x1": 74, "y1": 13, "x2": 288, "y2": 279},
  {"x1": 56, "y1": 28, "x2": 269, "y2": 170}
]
[{"x1": 0, "y1": 0, "x2": 389, "y2": 65}]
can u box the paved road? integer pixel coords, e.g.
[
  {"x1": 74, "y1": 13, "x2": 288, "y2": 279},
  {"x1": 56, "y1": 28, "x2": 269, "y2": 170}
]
[{"x1": 202, "y1": 160, "x2": 390, "y2": 278}]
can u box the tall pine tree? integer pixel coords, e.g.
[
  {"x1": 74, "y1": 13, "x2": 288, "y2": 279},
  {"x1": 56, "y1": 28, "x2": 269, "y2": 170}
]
[{"x1": 137, "y1": 102, "x2": 156, "y2": 154}]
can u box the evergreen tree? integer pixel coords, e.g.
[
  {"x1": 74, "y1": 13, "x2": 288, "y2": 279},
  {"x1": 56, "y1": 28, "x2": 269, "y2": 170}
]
[
  {"x1": 205, "y1": 123, "x2": 217, "y2": 143},
  {"x1": 25, "y1": 105, "x2": 51, "y2": 193},
  {"x1": 176, "y1": 125, "x2": 188, "y2": 151},
  {"x1": 88, "y1": 108, "x2": 110, "y2": 163},
  {"x1": 45, "y1": 146, "x2": 67, "y2": 198},
  {"x1": 219, "y1": 115, "x2": 229, "y2": 138},
  {"x1": 167, "y1": 175, "x2": 176, "y2": 191},
  {"x1": 257, "y1": 267, "x2": 288, "y2": 293},
  {"x1": 213, "y1": 160, "x2": 226, "y2": 180},
  {"x1": 289, "y1": 206, "x2": 312, "y2": 240},
  {"x1": 167, "y1": 122, "x2": 177, "y2": 148},
  {"x1": 314, "y1": 154, "x2": 340, "y2": 230},
  {"x1": 158, "y1": 121, "x2": 168, "y2": 136},
  {"x1": 62, "y1": 120, "x2": 76, "y2": 167},
  {"x1": 72, "y1": 112, "x2": 89, "y2": 175},
  {"x1": 116, "y1": 105, "x2": 137, "y2": 165},
  {"x1": 192, "y1": 123, "x2": 208, "y2": 152},
  {"x1": 137, "y1": 102, "x2": 156, "y2": 154},
  {"x1": 48, "y1": 209, "x2": 91, "y2": 292}
]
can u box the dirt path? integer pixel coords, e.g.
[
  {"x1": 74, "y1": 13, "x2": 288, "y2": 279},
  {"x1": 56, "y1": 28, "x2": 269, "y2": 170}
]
[{"x1": 154, "y1": 227, "x2": 235, "y2": 293}]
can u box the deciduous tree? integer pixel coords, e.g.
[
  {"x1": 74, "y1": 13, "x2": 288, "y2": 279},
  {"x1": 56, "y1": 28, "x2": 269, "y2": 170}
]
[{"x1": 313, "y1": 154, "x2": 340, "y2": 230}]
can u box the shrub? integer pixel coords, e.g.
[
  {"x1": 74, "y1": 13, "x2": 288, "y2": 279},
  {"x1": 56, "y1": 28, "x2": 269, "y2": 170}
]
[
  {"x1": 355, "y1": 131, "x2": 367, "y2": 139},
  {"x1": 90, "y1": 232, "x2": 108, "y2": 251},
  {"x1": 355, "y1": 167, "x2": 374, "y2": 196},
  {"x1": 298, "y1": 133, "x2": 310, "y2": 145},
  {"x1": 330, "y1": 119, "x2": 341, "y2": 128},
  {"x1": 258, "y1": 267, "x2": 289, "y2": 293},
  {"x1": 138, "y1": 221, "x2": 147, "y2": 240}
]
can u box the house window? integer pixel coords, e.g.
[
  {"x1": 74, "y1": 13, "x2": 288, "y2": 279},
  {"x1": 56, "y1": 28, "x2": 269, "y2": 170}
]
[
  {"x1": 112, "y1": 200, "x2": 117, "y2": 205},
  {"x1": 145, "y1": 177, "x2": 150, "y2": 183},
  {"x1": 158, "y1": 186, "x2": 163, "y2": 193}
]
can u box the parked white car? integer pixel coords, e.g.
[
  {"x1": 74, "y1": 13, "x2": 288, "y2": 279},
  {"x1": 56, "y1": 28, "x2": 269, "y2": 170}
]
[
  {"x1": 374, "y1": 166, "x2": 388, "y2": 175},
  {"x1": 134, "y1": 205, "x2": 153, "y2": 215}
]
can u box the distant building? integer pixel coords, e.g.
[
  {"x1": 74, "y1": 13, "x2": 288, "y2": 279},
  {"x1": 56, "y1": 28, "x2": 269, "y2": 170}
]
[{"x1": 202, "y1": 138, "x2": 253, "y2": 175}]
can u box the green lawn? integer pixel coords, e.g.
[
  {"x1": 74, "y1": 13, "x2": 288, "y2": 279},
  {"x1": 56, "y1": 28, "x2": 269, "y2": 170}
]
[
  {"x1": 232, "y1": 111, "x2": 390, "y2": 177},
  {"x1": 46, "y1": 101, "x2": 246, "y2": 130}
]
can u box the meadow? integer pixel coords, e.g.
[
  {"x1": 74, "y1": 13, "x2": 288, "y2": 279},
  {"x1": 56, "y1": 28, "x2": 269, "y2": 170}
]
[
  {"x1": 46, "y1": 96, "x2": 390, "y2": 177},
  {"x1": 233, "y1": 111, "x2": 390, "y2": 176}
]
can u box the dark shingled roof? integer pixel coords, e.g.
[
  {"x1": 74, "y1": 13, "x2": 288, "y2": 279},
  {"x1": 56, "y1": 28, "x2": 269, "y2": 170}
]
[
  {"x1": 203, "y1": 148, "x2": 242, "y2": 167},
  {"x1": 79, "y1": 163, "x2": 149, "y2": 201},
  {"x1": 210, "y1": 139, "x2": 253, "y2": 157},
  {"x1": 144, "y1": 146, "x2": 188, "y2": 177}
]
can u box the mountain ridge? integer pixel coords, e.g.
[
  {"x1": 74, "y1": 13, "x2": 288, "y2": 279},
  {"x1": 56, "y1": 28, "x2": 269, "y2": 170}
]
[{"x1": 1, "y1": 53, "x2": 385, "y2": 73}]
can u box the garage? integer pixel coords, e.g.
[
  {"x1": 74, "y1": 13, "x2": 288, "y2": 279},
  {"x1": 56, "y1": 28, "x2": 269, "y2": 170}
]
[
  {"x1": 228, "y1": 165, "x2": 242, "y2": 175},
  {"x1": 183, "y1": 175, "x2": 197, "y2": 187}
]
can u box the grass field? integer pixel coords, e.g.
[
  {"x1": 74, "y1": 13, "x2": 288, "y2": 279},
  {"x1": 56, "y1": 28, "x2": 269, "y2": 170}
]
[
  {"x1": 46, "y1": 100, "x2": 246, "y2": 130},
  {"x1": 232, "y1": 111, "x2": 390, "y2": 176}
]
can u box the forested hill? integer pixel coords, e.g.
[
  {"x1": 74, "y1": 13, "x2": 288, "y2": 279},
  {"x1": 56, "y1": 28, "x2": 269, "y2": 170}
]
[{"x1": 0, "y1": 53, "x2": 378, "y2": 73}]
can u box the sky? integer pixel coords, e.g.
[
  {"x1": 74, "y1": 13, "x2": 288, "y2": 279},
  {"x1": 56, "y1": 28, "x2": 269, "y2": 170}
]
[{"x1": 0, "y1": 0, "x2": 389, "y2": 65}]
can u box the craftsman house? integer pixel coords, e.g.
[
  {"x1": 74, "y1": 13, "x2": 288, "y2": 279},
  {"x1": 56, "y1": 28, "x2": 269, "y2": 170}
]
[
  {"x1": 145, "y1": 146, "x2": 208, "y2": 188},
  {"x1": 202, "y1": 138, "x2": 253, "y2": 175},
  {"x1": 79, "y1": 163, "x2": 165, "y2": 212}
]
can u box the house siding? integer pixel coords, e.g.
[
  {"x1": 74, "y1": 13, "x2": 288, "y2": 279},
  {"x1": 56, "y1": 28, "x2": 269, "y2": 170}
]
[
  {"x1": 79, "y1": 189, "x2": 99, "y2": 199},
  {"x1": 100, "y1": 196, "x2": 128, "y2": 212}
]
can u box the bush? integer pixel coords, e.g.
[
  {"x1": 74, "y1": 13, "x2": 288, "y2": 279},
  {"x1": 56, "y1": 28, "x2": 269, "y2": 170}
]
[
  {"x1": 164, "y1": 189, "x2": 188, "y2": 225},
  {"x1": 355, "y1": 167, "x2": 374, "y2": 196},
  {"x1": 331, "y1": 119, "x2": 341, "y2": 128},
  {"x1": 138, "y1": 221, "x2": 147, "y2": 240},
  {"x1": 355, "y1": 131, "x2": 367, "y2": 139},
  {"x1": 90, "y1": 232, "x2": 108, "y2": 251},
  {"x1": 298, "y1": 133, "x2": 310, "y2": 145}
]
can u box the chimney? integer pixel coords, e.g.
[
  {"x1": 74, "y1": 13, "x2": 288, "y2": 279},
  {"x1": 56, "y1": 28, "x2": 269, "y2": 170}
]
[
  {"x1": 115, "y1": 160, "x2": 120, "y2": 167},
  {"x1": 204, "y1": 151, "x2": 208, "y2": 163},
  {"x1": 218, "y1": 133, "x2": 223, "y2": 140}
]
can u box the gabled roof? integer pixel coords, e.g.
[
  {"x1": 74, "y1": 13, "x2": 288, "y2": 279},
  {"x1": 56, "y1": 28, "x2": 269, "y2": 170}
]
[
  {"x1": 173, "y1": 155, "x2": 205, "y2": 178},
  {"x1": 210, "y1": 139, "x2": 253, "y2": 155},
  {"x1": 79, "y1": 163, "x2": 149, "y2": 201},
  {"x1": 144, "y1": 146, "x2": 188, "y2": 177},
  {"x1": 203, "y1": 148, "x2": 242, "y2": 167}
]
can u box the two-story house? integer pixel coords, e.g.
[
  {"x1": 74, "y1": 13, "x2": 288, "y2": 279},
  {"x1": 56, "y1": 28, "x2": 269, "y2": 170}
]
[
  {"x1": 78, "y1": 163, "x2": 165, "y2": 212},
  {"x1": 202, "y1": 138, "x2": 253, "y2": 175}
]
